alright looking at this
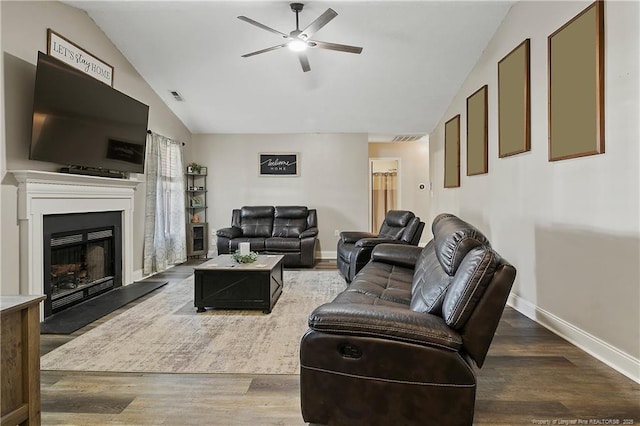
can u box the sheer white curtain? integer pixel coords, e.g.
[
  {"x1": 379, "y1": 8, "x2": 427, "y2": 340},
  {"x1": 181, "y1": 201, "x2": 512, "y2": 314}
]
[{"x1": 143, "y1": 132, "x2": 187, "y2": 275}]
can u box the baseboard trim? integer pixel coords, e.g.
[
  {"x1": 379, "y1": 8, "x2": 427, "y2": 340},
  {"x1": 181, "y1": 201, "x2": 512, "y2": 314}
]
[
  {"x1": 507, "y1": 293, "x2": 640, "y2": 384},
  {"x1": 319, "y1": 250, "x2": 337, "y2": 260},
  {"x1": 132, "y1": 268, "x2": 144, "y2": 283}
]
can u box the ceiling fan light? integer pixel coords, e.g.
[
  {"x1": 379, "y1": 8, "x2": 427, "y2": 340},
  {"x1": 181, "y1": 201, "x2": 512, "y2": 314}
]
[{"x1": 288, "y1": 39, "x2": 307, "y2": 52}]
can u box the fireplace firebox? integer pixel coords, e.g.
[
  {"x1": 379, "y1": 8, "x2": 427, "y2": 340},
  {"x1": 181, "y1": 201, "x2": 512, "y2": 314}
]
[{"x1": 43, "y1": 211, "x2": 122, "y2": 317}]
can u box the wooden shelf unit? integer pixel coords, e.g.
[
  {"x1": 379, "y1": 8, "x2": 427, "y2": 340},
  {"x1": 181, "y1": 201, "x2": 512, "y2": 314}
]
[{"x1": 186, "y1": 169, "x2": 208, "y2": 258}]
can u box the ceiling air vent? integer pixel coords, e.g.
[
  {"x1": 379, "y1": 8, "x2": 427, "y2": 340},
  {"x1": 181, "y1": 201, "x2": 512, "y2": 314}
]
[
  {"x1": 392, "y1": 135, "x2": 424, "y2": 142},
  {"x1": 169, "y1": 90, "x2": 184, "y2": 101}
]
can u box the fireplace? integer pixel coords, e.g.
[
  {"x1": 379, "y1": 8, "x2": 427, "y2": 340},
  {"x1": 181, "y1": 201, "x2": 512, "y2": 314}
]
[
  {"x1": 43, "y1": 211, "x2": 122, "y2": 317},
  {"x1": 10, "y1": 170, "x2": 140, "y2": 321}
]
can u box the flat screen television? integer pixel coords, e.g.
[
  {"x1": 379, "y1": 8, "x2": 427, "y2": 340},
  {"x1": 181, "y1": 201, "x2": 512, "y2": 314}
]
[{"x1": 30, "y1": 51, "x2": 149, "y2": 176}]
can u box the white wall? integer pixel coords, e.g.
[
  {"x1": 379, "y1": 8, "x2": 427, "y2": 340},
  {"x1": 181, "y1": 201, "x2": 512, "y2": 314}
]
[
  {"x1": 369, "y1": 142, "x2": 430, "y2": 242},
  {"x1": 189, "y1": 133, "x2": 369, "y2": 258},
  {"x1": 429, "y1": 1, "x2": 639, "y2": 381},
  {"x1": 0, "y1": 1, "x2": 191, "y2": 293}
]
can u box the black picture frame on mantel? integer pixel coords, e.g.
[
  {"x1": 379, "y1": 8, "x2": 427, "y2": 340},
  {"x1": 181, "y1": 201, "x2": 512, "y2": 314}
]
[{"x1": 259, "y1": 153, "x2": 299, "y2": 176}]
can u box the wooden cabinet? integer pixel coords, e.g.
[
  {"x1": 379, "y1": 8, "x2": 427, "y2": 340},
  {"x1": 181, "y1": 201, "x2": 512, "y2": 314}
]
[
  {"x1": 186, "y1": 169, "x2": 208, "y2": 258},
  {"x1": 187, "y1": 223, "x2": 208, "y2": 257},
  {"x1": 1, "y1": 295, "x2": 46, "y2": 426}
]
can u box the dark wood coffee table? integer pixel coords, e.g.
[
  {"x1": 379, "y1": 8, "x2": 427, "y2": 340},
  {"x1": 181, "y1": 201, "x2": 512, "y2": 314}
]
[{"x1": 193, "y1": 254, "x2": 284, "y2": 314}]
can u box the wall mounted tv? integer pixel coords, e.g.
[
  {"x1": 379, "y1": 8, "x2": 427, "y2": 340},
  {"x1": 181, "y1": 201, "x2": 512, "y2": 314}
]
[{"x1": 30, "y1": 51, "x2": 149, "y2": 177}]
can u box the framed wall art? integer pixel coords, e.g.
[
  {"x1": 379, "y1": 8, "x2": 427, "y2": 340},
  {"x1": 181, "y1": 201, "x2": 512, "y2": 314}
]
[
  {"x1": 548, "y1": 1, "x2": 604, "y2": 161},
  {"x1": 47, "y1": 29, "x2": 114, "y2": 86},
  {"x1": 466, "y1": 85, "x2": 488, "y2": 175},
  {"x1": 444, "y1": 115, "x2": 460, "y2": 188},
  {"x1": 259, "y1": 153, "x2": 299, "y2": 176},
  {"x1": 498, "y1": 39, "x2": 530, "y2": 158}
]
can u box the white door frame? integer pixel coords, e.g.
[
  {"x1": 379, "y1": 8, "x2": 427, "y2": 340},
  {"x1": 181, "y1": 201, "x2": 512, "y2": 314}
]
[{"x1": 368, "y1": 157, "x2": 402, "y2": 233}]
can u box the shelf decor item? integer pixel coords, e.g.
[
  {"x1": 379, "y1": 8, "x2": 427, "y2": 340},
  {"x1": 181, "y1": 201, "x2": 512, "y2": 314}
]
[
  {"x1": 232, "y1": 251, "x2": 258, "y2": 264},
  {"x1": 187, "y1": 162, "x2": 202, "y2": 174},
  {"x1": 548, "y1": 1, "x2": 604, "y2": 161},
  {"x1": 190, "y1": 196, "x2": 203, "y2": 208}
]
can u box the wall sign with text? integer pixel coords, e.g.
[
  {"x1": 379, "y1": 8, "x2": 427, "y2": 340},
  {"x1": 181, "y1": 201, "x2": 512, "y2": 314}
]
[
  {"x1": 47, "y1": 29, "x2": 114, "y2": 86},
  {"x1": 259, "y1": 153, "x2": 299, "y2": 176}
]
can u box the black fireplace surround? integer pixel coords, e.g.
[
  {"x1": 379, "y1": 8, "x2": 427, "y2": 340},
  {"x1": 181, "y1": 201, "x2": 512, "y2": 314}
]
[{"x1": 43, "y1": 211, "x2": 122, "y2": 318}]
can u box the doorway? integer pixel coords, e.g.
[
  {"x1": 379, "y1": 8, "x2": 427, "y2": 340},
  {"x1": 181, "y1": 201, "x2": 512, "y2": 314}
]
[{"x1": 369, "y1": 158, "x2": 400, "y2": 233}]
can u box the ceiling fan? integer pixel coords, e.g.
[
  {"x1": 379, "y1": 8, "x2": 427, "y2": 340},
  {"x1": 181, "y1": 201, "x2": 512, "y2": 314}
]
[{"x1": 238, "y1": 3, "x2": 363, "y2": 72}]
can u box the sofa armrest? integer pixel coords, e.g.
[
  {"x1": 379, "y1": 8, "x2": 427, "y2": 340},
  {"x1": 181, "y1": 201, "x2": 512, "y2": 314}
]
[
  {"x1": 355, "y1": 237, "x2": 404, "y2": 248},
  {"x1": 308, "y1": 303, "x2": 462, "y2": 351},
  {"x1": 216, "y1": 226, "x2": 242, "y2": 239},
  {"x1": 370, "y1": 244, "x2": 423, "y2": 268},
  {"x1": 299, "y1": 227, "x2": 318, "y2": 239},
  {"x1": 340, "y1": 231, "x2": 377, "y2": 244}
]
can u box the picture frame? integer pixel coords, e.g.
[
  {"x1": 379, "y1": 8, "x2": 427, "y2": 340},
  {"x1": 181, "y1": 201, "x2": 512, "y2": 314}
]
[
  {"x1": 466, "y1": 85, "x2": 488, "y2": 176},
  {"x1": 548, "y1": 1, "x2": 604, "y2": 161},
  {"x1": 190, "y1": 196, "x2": 203, "y2": 208},
  {"x1": 444, "y1": 115, "x2": 461, "y2": 188},
  {"x1": 199, "y1": 167, "x2": 208, "y2": 175},
  {"x1": 259, "y1": 153, "x2": 299, "y2": 176},
  {"x1": 498, "y1": 39, "x2": 530, "y2": 158},
  {"x1": 47, "y1": 29, "x2": 114, "y2": 86}
]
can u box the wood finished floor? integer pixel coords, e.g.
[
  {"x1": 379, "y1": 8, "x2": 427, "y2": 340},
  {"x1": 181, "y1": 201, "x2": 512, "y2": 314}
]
[{"x1": 40, "y1": 259, "x2": 640, "y2": 425}]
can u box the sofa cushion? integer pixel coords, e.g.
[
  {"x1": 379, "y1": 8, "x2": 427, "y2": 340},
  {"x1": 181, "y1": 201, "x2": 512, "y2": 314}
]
[
  {"x1": 400, "y1": 217, "x2": 421, "y2": 243},
  {"x1": 265, "y1": 237, "x2": 300, "y2": 252},
  {"x1": 273, "y1": 206, "x2": 308, "y2": 238},
  {"x1": 442, "y1": 246, "x2": 498, "y2": 330},
  {"x1": 339, "y1": 262, "x2": 414, "y2": 307},
  {"x1": 409, "y1": 241, "x2": 452, "y2": 315},
  {"x1": 378, "y1": 210, "x2": 415, "y2": 240},
  {"x1": 433, "y1": 214, "x2": 490, "y2": 276},
  {"x1": 240, "y1": 206, "x2": 274, "y2": 238},
  {"x1": 229, "y1": 237, "x2": 266, "y2": 252}
]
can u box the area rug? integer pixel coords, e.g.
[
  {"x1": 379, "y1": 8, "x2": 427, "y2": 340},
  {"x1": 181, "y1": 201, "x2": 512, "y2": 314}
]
[{"x1": 41, "y1": 270, "x2": 344, "y2": 374}]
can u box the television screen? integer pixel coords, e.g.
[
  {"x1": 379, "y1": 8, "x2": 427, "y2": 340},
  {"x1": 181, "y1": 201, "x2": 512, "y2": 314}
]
[{"x1": 30, "y1": 51, "x2": 149, "y2": 174}]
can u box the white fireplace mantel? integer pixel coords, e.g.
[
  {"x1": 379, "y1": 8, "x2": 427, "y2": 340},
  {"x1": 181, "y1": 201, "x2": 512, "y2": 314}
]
[{"x1": 10, "y1": 170, "x2": 142, "y2": 315}]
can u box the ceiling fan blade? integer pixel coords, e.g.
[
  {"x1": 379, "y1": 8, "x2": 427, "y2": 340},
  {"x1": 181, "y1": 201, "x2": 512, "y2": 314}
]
[
  {"x1": 299, "y1": 8, "x2": 338, "y2": 40},
  {"x1": 298, "y1": 52, "x2": 311, "y2": 72},
  {"x1": 241, "y1": 43, "x2": 288, "y2": 58},
  {"x1": 238, "y1": 16, "x2": 289, "y2": 39},
  {"x1": 309, "y1": 40, "x2": 363, "y2": 54}
]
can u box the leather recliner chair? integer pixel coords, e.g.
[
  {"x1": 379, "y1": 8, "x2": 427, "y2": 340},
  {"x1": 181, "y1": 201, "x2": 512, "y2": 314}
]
[{"x1": 336, "y1": 210, "x2": 424, "y2": 282}]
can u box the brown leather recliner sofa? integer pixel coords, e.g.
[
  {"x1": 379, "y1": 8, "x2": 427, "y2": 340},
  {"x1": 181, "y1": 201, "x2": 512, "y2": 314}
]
[
  {"x1": 216, "y1": 206, "x2": 318, "y2": 267},
  {"x1": 300, "y1": 213, "x2": 516, "y2": 425}
]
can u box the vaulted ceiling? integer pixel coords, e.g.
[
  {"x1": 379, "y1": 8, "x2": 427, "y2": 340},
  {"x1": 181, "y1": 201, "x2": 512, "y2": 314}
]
[{"x1": 66, "y1": 1, "x2": 514, "y2": 138}]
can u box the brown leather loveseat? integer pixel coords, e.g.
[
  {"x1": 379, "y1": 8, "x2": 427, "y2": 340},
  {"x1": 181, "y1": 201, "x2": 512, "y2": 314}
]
[
  {"x1": 216, "y1": 206, "x2": 318, "y2": 267},
  {"x1": 300, "y1": 213, "x2": 516, "y2": 425}
]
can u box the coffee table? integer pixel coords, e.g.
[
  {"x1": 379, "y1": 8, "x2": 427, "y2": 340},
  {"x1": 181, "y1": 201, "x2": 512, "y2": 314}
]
[{"x1": 193, "y1": 254, "x2": 284, "y2": 314}]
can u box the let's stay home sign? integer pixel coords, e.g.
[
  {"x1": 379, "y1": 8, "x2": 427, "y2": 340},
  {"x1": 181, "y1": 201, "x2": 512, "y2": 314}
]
[{"x1": 48, "y1": 30, "x2": 113, "y2": 86}]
